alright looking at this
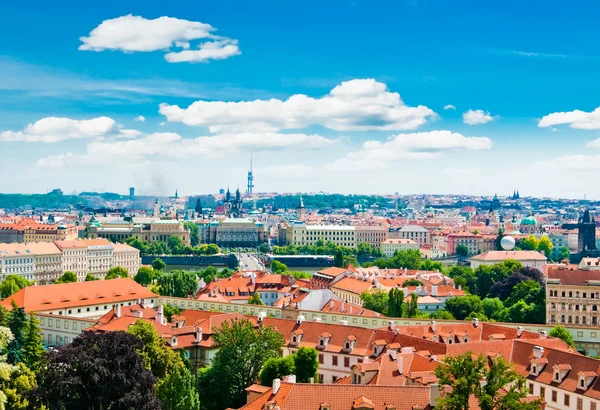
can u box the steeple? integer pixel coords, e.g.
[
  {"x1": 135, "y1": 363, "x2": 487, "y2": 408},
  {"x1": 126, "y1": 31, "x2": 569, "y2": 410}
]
[
  {"x1": 297, "y1": 195, "x2": 306, "y2": 221},
  {"x1": 175, "y1": 189, "x2": 178, "y2": 199}
]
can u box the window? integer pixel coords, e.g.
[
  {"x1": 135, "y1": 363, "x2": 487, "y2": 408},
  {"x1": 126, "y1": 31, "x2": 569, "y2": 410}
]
[
  {"x1": 577, "y1": 397, "x2": 583, "y2": 410},
  {"x1": 564, "y1": 394, "x2": 570, "y2": 406},
  {"x1": 540, "y1": 386, "x2": 545, "y2": 398},
  {"x1": 332, "y1": 356, "x2": 338, "y2": 366},
  {"x1": 551, "y1": 390, "x2": 557, "y2": 402},
  {"x1": 591, "y1": 402, "x2": 597, "y2": 410},
  {"x1": 319, "y1": 354, "x2": 324, "y2": 364},
  {"x1": 344, "y1": 357, "x2": 350, "y2": 367},
  {"x1": 528, "y1": 383, "x2": 533, "y2": 394},
  {"x1": 332, "y1": 375, "x2": 337, "y2": 382},
  {"x1": 318, "y1": 374, "x2": 324, "y2": 384}
]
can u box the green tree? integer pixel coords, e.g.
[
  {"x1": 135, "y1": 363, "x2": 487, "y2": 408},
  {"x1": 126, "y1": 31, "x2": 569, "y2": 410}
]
[
  {"x1": 435, "y1": 352, "x2": 486, "y2": 410},
  {"x1": 197, "y1": 319, "x2": 284, "y2": 410},
  {"x1": 293, "y1": 347, "x2": 319, "y2": 383},
  {"x1": 7, "y1": 302, "x2": 27, "y2": 365},
  {"x1": 537, "y1": 236, "x2": 553, "y2": 258},
  {"x1": 134, "y1": 266, "x2": 155, "y2": 286},
  {"x1": 549, "y1": 325, "x2": 575, "y2": 348},
  {"x1": 482, "y1": 297, "x2": 506, "y2": 321},
  {"x1": 518, "y1": 235, "x2": 539, "y2": 251},
  {"x1": 360, "y1": 290, "x2": 389, "y2": 315},
  {"x1": 55, "y1": 271, "x2": 77, "y2": 283},
  {"x1": 334, "y1": 248, "x2": 344, "y2": 267},
  {"x1": 0, "y1": 306, "x2": 10, "y2": 327},
  {"x1": 156, "y1": 363, "x2": 200, "y2": 410},
  {"x1": 248, "y1": 293, "x2": 264, "y2": 305},
  {"x1": 157, "y1": 270, "x2": 198, "y2": 298},
  {"x1": 271, "y1": 260, "x2": 288, "y2": 274},
  {"x1": 106, "y1": 266, "x2": 129, "y2": 279},
  {"x1": 3, "y1": 363, "x2": 40, "y2": 410},
  {"x1": 430, "y1": 310, "x2": 455, "y2": 320},
  {"x1": 127, "y1": 320, "x2": 183, "y2": 381},
  {"x1": 436, "y1": 352, "x2": 539, "y2": 410},
  {"x1": 184, "y1": 222, "x2": 200, "y2": 247},
  {"x1": 167, "y1": 235, "x2": 185, "y2": 254},
  {"x1": 456, "y1": 244, "x2": 469, "y2": 257},
  {"x1": 258, "y1": 243, "x2": 271, "y2": 254},
  {"x1": 152, "y1": 258, "x2": 167, "y2": 271},
  {"x1": 444, "y1": 295, "x2": 483, "y2": 320},
  {"x1": 162, "y1": 304, "x2": 182, "y2": 323},
  {"x1": 259, "y1": 355, "x2": 296, "y2": 386},
  {"x1": 84, "y1": 273, "x2": 99, "y2": 281},
  {"x1": 0, "y1": 276, "x2": 32, "y2": 298},
  {"x1": 387, "y1": 288, "x2": 404, "y2": 317},
  {"x1": 556, "y1": 246, "x2": 571, "y2": 262},
  {"x1": 21, "y1": 313, "x2": 44, "y2": 371},
  {"x1": 407, "y1": 292, "x2": 419, "y2": 318},
  {"x1": 401, "y1": 278, "x2": 423, "y2": 287}
]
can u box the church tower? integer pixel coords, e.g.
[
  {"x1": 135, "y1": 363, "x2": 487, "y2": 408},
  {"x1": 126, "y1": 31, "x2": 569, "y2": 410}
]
[
  {"x1": 153, "y1": 198, "x2": 160, "y2": 218},
  {"x1": 297, "y1": 196, "x2": 306, "y2": 221}
]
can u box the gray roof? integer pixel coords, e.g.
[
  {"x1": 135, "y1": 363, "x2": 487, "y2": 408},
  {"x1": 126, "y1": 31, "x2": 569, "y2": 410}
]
[{"x1": 399, "y1": 225, "x2": 429, "y2": 232}]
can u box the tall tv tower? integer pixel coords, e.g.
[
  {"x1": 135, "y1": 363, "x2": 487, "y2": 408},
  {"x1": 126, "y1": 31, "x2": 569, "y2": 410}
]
[{"x1": 247, "y1": 153, "x2": 254, "y2": 194}]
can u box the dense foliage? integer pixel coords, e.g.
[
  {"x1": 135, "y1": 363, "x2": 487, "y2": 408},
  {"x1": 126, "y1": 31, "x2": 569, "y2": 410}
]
[{"x1": 126, "y1": 236, "x2": 220, "y2": 256}]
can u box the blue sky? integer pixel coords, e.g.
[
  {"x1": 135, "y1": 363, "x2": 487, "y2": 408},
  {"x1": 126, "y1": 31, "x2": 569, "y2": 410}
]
[{"x1": 1, "y1": 0, "x2": 600, "y2": 198}]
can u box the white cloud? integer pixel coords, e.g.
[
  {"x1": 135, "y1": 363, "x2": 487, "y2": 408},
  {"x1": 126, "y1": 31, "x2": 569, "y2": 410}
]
[
  {"x1": 36, "y1": 131, "x2": 337, "y2": 167},
  {"x1": 79, "y1": 15, "x2": 240, "y2": 63},
  {"x1": 134, "y1": 115, "x2": 145, "y2": 122},
  {"x1": 538, "y1": 107, "x2": 600, "y2": 129},
  {"x1": 443, "y1": 104, "x2": 456, "y2": 110},
  {"x1": 159, "y1": 122, "x2": 166, "y2": 127},
  {"x1": 552, "y1": 128, "x2": 558, "y2": 132},
  {"x1": 159, "y1": 79, "x2": 437, "y2": 132},
  {"x1": 165, "y1": 39, "x2": 240, "y2": 63},
  {"x1": 463, "y1": 109, "x2": 495, "y2": 125},
  {"x1": 0, "y1": 116, "x2": 121, "y2": 143}
]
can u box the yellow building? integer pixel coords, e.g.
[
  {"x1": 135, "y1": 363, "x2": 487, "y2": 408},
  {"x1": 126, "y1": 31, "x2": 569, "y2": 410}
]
[{"x1": 285, "y1": 222, "x2": 356, "y2": 248}]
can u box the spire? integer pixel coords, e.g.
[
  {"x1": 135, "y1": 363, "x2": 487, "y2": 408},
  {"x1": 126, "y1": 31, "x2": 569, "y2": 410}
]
[
  {"x1": 175, "y1": 189, "x2": 178, "y2": 199},
  {"x1": 489, "y1": 201, "x2": 494, "y2": 213}
]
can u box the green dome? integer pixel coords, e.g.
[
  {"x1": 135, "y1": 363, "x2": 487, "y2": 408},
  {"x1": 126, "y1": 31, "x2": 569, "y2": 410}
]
[{"x1": 520, "y1": 216, "x2": 538, "y2": 225}]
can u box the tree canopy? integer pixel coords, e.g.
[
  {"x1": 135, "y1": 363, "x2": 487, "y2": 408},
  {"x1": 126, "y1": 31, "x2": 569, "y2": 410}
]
[
  {"x1": 34, "y1": 331, "x2": 160, "y2": 409},
  {"x1": 549, "y1": 325, "x2": 575, "y2": 348}
]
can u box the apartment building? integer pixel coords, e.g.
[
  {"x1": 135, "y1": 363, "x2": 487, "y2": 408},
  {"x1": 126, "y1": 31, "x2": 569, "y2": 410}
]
[
  {"x1": 547, "y1": 266, "x2": 600, "y2": 327},
  {"x1": 1, "y1": 278, "x2": 157, "y2": 318},
  {"x1": 285, "y1": 222, "x2": 356, "y2": 248},
  {"x1": 394, "y1": 225, "x2": 430, "y2": 246},
  {"x1": 0, "y1": 219, "x2": 77, "y2": 243},
  {"x1": 380, "y1": 239, "x2": 419, "y2": 257},
  {"x1": 354, "y1": 225, "x2": 389, "y2": 248},
  {"x1": 54, "y1": 238, "x2": 140, "y2": 280}
]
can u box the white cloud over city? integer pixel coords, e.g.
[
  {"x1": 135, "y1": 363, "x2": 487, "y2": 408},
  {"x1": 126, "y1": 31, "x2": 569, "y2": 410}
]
[
  {"x1": 538, "y1": 107, "x2": 600, "y2": 129},
  {"x1": 462, "y1": 109, "x2": 495, "y2": 125},
  {"x1": 159, "y1": 79, "x2": 437, "y2": 132},
  {"x1": 0, "y1": 116, "x2": 135, "y2": 143},
  {"x1": 79, "y1": 15, "x2": 240, "y2": 63}
]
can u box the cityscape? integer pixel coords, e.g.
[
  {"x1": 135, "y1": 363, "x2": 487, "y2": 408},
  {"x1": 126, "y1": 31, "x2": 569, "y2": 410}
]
[{"x1": 2, "y1": 1, "x2": 600, "y2": 409}]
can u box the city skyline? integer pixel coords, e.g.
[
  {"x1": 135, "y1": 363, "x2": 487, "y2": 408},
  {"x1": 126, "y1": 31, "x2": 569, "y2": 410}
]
[{"x1": 2, "y1": 1, "x2": 600, "y2": 198}]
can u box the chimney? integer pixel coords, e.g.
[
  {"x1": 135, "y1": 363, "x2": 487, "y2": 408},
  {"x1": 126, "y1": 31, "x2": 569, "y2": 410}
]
[
  {"x1": 431, "y1": 286, "x2": 438, "y2": 297},
  {"x1": 309, "y1": 377, "x2": 315, "y2": 384},
  {"x1": 388, "y1": 321, "x2": 395, "y2": 330},
  {"x1": 349, "y1": 305, "x2": 353, "y2": 314},
  {"x1": 539, "y1": 330, "x2": 548, "y2": 339},
  {"x1": 429, "y1": 384, "x2": 441, "y2": 407},
  {"x1": 431, "y1": 320, "x2": 436, "y2": 332},
  {"x1": 341, "y1": 302, "x2": 345, "y2": 312},
  {"x1": 330, "y1": 301, "x2": 334, "y2": 310},
  {"x1": 397, "y1": 356, "x2": 404, "y2": 375},
  {"x1": 533, "y1": 346, "x2": 544, "y2": 359},
  {"x1": 157, "y1": 305, "x2": 164, "y2": 315},
  {"x1": 156, "y1": 305, "x2": 165, "y2": 325},
  {"x1": 389, "y1": 349, "x2": 397, "y2": 360},
  {"x1": 472, "y1": 318, "x2": 479, "y2": 328},
  {"x1": 272, "y1": 379, "x2": 281, "y2": 394},
  {"x1": 458, "y1": 285, "x2": 462, "y2": 291},
  {"x1": 297, "y1": 315, "x2": 305, "y2": 325},
  {"x1": 140, "y1": 298, "x2": 146, "y2": 308},
  {"x1": 115, "y1": 304, "x2": 121, "y2": 318},
  {"x1": 283, "y1": 374, "x2": 296, "y2": 384},
  {"x1": 195, "y1": 327, "x2": 203, "y2": 344},
  {"x1": 517, "y1": 326, "x2": 523, "y2": 337},
  {"x1": 257, "y1": 311, "x2": 267, "y2": 323}
]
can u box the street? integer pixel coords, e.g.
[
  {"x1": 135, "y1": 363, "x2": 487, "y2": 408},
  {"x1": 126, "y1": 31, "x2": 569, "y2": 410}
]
[{"x1": 237, "y1": 253, "x2": 265, "y2": 271}]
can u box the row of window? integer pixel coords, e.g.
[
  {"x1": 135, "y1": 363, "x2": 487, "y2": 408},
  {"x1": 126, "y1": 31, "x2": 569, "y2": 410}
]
[
  {"x1": 550, "y1": 290, "x2": 600, "y2": 299},
  {"x1": 551, "y1": 302, "x2": 600, "y2": 311},
  {"x1": 550, "y1": 314, "x2": 598, "y2": 325},
  {"x1": 528, "y1": 382, "x2": 596, "y2": 410}
]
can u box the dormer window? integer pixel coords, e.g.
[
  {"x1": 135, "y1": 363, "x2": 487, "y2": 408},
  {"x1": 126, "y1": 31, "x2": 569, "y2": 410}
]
[
  {"x1": 171, "y1": 336, "x2": 178, "y2": 347},
  {"x1": 320, "y1": 403, "x2": 331, "y2": 410},
  {"x1": 554, "y1": 371, "x2": 560, "y2": 382},
  {"x1": 317, "y1": 333, "x2": 331, "y2": 350},
  {"x1": 577, "y1": 371, "x2": 597, "y2": 390},
  {"x1": 346, "y1": 342, "x2": 350, "y2": 349}
]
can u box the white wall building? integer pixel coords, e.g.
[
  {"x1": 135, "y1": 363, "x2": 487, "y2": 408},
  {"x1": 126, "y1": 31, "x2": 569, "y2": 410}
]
[{"x1": 381, "y1": 239, "x2": 419, "y2": 257}]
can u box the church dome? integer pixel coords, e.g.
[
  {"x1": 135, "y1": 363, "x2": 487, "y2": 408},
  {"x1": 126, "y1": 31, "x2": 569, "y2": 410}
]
[{"x1": 520, "y1": 216, "x2": 538, "y2": 225}]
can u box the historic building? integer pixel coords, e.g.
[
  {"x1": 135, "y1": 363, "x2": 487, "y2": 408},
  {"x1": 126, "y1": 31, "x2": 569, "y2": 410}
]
[
  {"x1": 202, "y1": 218, "x2": 267, "y2": 248},
  {"x1": 224, "y1": 188, "x2": 243, "y2": 218},
  {"x1": 380, "y1": 239, "x2": 419, "y2": 257},
  {"x1": 86, "y1": 218, "x2": 190, "y2": 246},
  {"x1": 563, "y1": 209, "x2": 598, "y2": 263},
  {"x1": 469, "y1": 250, "x2": 546, "y2": 270},
  {"x1": 283, "y1": 223, "x2": 388, "y2": 249}
]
